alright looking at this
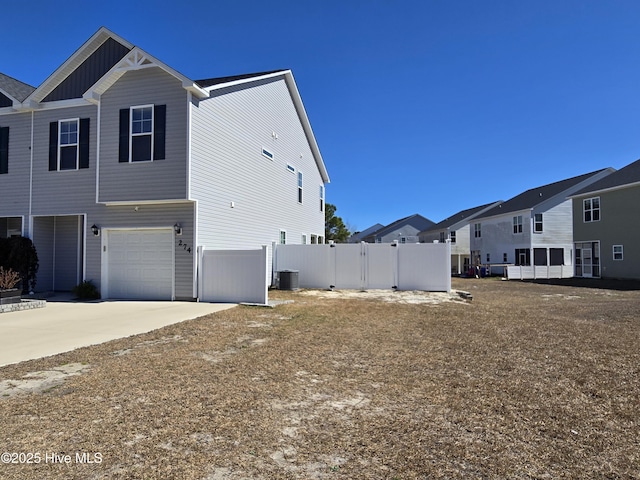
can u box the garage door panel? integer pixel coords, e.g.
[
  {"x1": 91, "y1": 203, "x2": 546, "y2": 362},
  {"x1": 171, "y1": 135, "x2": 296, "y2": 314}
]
[{"x1": 106, "y1": 229, "x2": 173, "y2": 300}]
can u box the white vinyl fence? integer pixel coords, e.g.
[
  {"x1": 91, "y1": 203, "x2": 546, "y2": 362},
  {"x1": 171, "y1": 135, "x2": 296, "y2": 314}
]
[
  {"x1": 198, "y1": 246, "x2": 268, "y2": 304},
  {"x1": 506, "y1": 265, "x2": 573, "y2": 280},
  {"x1": 273, "y1": 242, "x2": 451, "y2": 292}
]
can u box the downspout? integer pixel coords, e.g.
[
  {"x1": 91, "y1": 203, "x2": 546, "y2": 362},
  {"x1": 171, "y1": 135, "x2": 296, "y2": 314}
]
[{"x1": 28, "y1": 111, "x2": 34, "y2": 237}]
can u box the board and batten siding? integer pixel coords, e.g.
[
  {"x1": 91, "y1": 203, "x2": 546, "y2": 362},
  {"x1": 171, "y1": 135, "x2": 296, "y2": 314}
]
[
  {"x1": 0, "y1": 112, "x2": 31, "y2": 220},
  {"x1": 190, "y1": 77, "x2": 325, "y2": 259},
  {"x1": 98, "y1": 68, "x2": 189, "y2": 203}
]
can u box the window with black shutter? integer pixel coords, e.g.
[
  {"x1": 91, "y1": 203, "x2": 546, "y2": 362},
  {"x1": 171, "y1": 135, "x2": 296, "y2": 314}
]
[
  {"x1": 119, "y1": 104, "x2": 166, "y2": 162},
  {"x1": 48, "y1": 118, "x2": 90, "y2": 171},
  {"x1": 0, "y1": 126, "x2": 8, "y2": 174}
]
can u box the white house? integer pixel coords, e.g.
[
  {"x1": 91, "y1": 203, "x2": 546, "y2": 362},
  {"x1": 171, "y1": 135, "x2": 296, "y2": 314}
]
[{"x1": 469, "y1": 169, "x2": 614, "y2": 277}]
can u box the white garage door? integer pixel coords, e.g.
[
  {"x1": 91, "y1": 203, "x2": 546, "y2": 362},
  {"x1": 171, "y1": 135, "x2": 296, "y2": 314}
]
[{"x1": 105, "y1": 229, "x2": 174, "y2": 300}]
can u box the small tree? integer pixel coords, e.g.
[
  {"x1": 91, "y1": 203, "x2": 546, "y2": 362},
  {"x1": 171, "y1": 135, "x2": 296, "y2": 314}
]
[{"x1": 325, "y1": 203, "x2": 351, "y2": 243}]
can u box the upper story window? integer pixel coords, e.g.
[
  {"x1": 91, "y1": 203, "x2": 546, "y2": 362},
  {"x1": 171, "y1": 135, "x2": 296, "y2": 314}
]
[
  {"x1": 279, "y1": 230, "x2": 286, "y2": 244},
  {"x1": 319, "y1": 185, "x2": 325, "y2": 212},
  {"x1": 49, "y1": 118, "x2": 90, "y2": 171},
  {"x1": 119, "y1": 105, "x2": 166, "y2": 163},
  {"x1": 583, "y1": 197, "x2": 600, "y2": 222},
  {"x1": 513, "y1": 215, "x2": 523, "y2": 234},
  {"x1": 297, "y1": 171, "x2": 303, "y2": 203},
  {"x1": 439, "y1": 232, "x2": 445, "y2": 243},
  {"x1": 0, "y1": 126, "x2": 8, "y2": 174},
  {"x1": 474, "y1": 223, "x2": 481, "y2": 238},
  {"x1": 450, "y1": 231, "x2": 456, "y2": 244},
  {"x1": 534, "y1": 213, "x2": 543, "y2": 233}
]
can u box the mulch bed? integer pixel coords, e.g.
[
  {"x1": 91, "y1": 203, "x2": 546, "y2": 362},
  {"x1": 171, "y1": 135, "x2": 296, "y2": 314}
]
[{"x1": 0, "y1": 278, "x2": 638, "y2": 479}]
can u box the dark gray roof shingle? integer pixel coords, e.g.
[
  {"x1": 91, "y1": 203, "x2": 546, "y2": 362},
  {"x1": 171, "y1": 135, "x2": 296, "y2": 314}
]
[
  {"x1": 195, "y1": 70, "x2": 287, "y2": 88},
  {"x1": 429, "y1": 201, "x2": 503, "y2": 230},
  {"x1": 479, "y1": 169, "x2": 612, "y2": 218},
  {"x1": 0, "y1": 72, "x2": 36, "y2": 102},
  {"x1": 572, "y1": 159, "x2": 640, "y2": 196}
]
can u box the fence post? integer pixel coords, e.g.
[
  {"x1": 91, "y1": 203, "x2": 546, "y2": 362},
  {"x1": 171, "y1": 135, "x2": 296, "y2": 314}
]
[{"x1": 196, "y1": 245, "x2": 204, "y2": 302}]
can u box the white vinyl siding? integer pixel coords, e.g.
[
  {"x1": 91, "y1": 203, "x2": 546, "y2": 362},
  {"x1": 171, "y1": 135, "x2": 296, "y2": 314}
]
[{"x1": 189, "y1": 76, "x2": 325, "y2": 275}]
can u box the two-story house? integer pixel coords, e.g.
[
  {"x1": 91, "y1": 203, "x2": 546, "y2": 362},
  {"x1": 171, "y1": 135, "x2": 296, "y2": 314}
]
[
  {"x1": 469, "y1": 169, "x2": 614, "y2": 277},
  {"x1": 418, "y1": 201, "x2": 502, "y2": 275},
  {"x1": 0, "y1": 27, "x2": 330, "y2": 300},
  {"x1": 570, "y1": 159, "x2": 640, "y2": 280}
]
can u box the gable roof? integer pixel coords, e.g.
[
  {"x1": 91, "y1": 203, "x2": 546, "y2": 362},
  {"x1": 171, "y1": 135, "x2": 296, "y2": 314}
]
[
  {"x1": 366, "y1": 214, "x2": 435, "y2": 239},
  {"x1": 424, "y1": 201, "x2": 503, "y2": 232},
  {"x1": 478, "y1": 168, "x2": 614, "y2": 219},
  {"x1": 570, "y1": 159, "x2": 640, "y2": 197},
  {"x1": 196, "y1": 70, "x2": 287, "y2": 88},
  {"x1": 348, "y1": 223, "x2": 384, "y2": 242},
  {"x1": 0, "y1": 72, "x2": 36, "y2": 104}
]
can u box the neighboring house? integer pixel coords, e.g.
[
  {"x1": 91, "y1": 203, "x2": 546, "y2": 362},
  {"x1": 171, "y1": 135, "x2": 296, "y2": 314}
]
[
  {"x1": 469, "y1": 168, "x2": 614, "y2": 276},
  {"x1": 347, "y1": 223, "x2": 384, "y2": 243},
  {"x1": 569, "y1": 159, "x2": 640, "y2": 280},
  {"x1": 361, "y1": 214, "x2": 434, "y2": 244},
  {"x1": 418, "y1": 201, "x2": 502, "y2": 275},
  {"x1": 0, "y1": 27, "x2": 329, "y2": 300}
]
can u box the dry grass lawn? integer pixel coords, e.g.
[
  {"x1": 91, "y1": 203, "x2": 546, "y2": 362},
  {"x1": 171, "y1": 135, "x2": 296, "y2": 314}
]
[{"x1": 0, "y1": 278, "x2": 638, "y2": 479}]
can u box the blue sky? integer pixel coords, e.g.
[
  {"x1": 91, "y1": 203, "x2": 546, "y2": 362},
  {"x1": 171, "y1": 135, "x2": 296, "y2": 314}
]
[{"x1": 2, "y1": 1, "x2": 640, "y2": 232}]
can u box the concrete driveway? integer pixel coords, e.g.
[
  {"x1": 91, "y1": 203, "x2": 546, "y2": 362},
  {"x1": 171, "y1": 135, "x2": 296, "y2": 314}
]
[{"x1": 0, "y1": 298, "x2": 235, "y2": 367}]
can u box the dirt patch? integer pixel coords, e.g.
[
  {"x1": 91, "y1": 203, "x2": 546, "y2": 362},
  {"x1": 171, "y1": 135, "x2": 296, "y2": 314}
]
[
  {"x1": 0, "y1": 363, "x2": 89, "y2": 398},
  {"x1": 0, "y1": 278, "x2": 638, "y2": 479},
  {"x1": 300, "y1": 288, "x2": 467, "y2": 304}
]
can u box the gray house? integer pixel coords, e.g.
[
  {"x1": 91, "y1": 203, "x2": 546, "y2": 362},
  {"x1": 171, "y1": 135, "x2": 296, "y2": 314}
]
[
  {"x1": 0, "y1": 27, "x2": 330, "y2": 300},
  {"x1": 347, "y1": 223, "x2": 384, "y2": 243},
  {"x1": 570, "y1": 159, "x2": 640, "y2": 280},
  {"x1": 361, "y1": 214, "x2": 434, "y2": 244},
  {"x1": 418, "y1": 201, "x2": 502, "y2": 275},
  {"x1": 469, "y1": 169, "x2": 614, "y2": 277}
]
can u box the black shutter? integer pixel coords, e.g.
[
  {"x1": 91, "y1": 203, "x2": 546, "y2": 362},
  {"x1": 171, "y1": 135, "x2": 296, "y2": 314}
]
[
  {"x1": 49, "y1": 122, "x2": 58, "y2": 171},
  {"x1": 0, "y1": 126, "x2": 8, "y2": 174},
  {"x1": 119, "y1": 108, "x2": 129, "y2": 162},
  {"x1": 79, "y1": 118, "x2": 90, "y2": 169},
  {"x1": 153, "y1": 104, "x2": 166, "y2": 160}
]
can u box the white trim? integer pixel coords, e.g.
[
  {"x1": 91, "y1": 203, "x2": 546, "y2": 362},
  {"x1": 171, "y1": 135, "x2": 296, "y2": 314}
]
[
  {"x1": 187, "y1": 92, "x2": 193, "y2": 200},
  {"x1": 28, "y1": 112, "x2": 34, "y2": 224},
  {"x1": 57, "y1": 117, "x2": 80, "y2": 171},
  {"x1": 96, "y1": 100, "x2": 101, "y2": 203},
  {"x1": 613, "y1": 244, "x2": 624, "y2": 261},
  {"x1": 129, "y1": 104, "x2": 154, "y2": 162},
  {"x1": 100, "y1": 199, "x2": 194, "y2": 206},
  {"x1": 193, "y1": 200, "x2": 199, "y2": 300}
]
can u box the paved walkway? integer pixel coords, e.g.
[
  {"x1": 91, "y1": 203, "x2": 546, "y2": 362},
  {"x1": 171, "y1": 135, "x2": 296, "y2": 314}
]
[{"x1": 0, "y1": 297, "x2": 235, "y2": 367}]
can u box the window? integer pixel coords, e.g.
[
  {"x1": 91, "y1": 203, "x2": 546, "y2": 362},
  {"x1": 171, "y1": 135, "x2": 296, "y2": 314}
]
[
  {"x1": 287, "y1": 164, "x2": 295, "y2": 173},
  {"x1": 439, "y1": 232, "x2": 445, "y2": 243},
  {"x1": 513, "y1": 215, "x2": 523, "y2": 234},
  {"x1": 262, "y1": 148, "x2": 274, "y2": 160},
  {"x1": 318, "y1": 236, "x2": 324, "y2": 244},
  {"x1": 401, "y1": 237, "x2": 407, "y2": 244},
  {"x1": 534, "y1": 248, "x2": 547, "y2": 266},
  {"x1": 503, "y1": 253, "x2": 508, "y2": 263},
  {"x1": 534, "y1": 213, "x2": 543, "y2": 233},
  {"x1": 119, "y1": 105, "x2": 166, "y2": 163},
  {"x1": 550, "y1": 248, "x2": 564, "y2": 266},
  {"x1": 486, "y1": 253, "x2": 490, "y2": 263},
  {"x1": 0, "y1": 126, "x2": 8, "y2": 174},
  {"x1": 613, "y1": 245, "x2": 623, "y2": 261},
  {"x1": 279, "y1": 230, "x2": 286, "y2": 244},
  {"x1": 302, "y1": 234, "x2": 307, "y2": 245},
  {"x1": 474, "y1": 223, "x2": 481, "y2": 238},
  {"x1": 583, "y1": 197, "x2": 600, "y2": 222},
  {"x1": 319, "y1": 185, "x2": 325, "y2": 212},
  {"x1": 49, "y1": 118, "x2": 90, "y2": 171},
  {"x1": 450, "y1": 231, "x2": 456, "y2": 244},
  {"x1": 297, "y1": 172, "x2": 303, "y2": 203}
]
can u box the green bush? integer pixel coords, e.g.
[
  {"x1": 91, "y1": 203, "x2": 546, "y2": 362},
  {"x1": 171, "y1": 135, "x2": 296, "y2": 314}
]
[
  {"x1": 0, "y1": 237, "x2": 39, "y2": 293},
  {"x1": 72, "y1": 280, "x2": 101, "y2": 300}
]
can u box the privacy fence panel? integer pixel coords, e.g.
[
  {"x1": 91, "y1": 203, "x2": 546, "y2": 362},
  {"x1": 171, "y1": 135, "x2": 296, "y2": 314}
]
[
  {"x1": 274, "y1": 242, "x2": 451, "y2": 292},
  {"x1": 198, "y1": 246, "x2": 268, "y2": 304}
]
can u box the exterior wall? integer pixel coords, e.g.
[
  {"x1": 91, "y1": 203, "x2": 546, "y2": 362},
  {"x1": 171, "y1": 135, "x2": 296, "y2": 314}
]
[
  {"x1": 30, "y1": 104, "x2": 97, "y2": 217},
  {"x1": 190, "y1": 77, "x2": 326, "y2": 258},
  {"x1": 573, "y1": 186, "x2": 640, "y2": 279},
  {"x1": 470, "y1": 210, "x2": 532, "y2": 265},
  {"x1": 98, "y1": 68, "x2": 188, "y2": 203},
  {"x1": 378, "y1": 225, "x2": 421, "y2": 243},
  {"x1": 84, "y1": 202, "x2": 196, "y2": 299},
  {"x1": 0, "y1": 112, "x2": 33, "y2": 221}
]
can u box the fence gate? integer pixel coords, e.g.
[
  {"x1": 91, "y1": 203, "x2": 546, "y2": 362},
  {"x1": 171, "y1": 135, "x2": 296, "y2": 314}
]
[
  {"x1": 198, "y1": 246, "x2": 268, "y2": 304},
  {"x1": 274, "y1": 242, "x2": 451, "y2": 292}
]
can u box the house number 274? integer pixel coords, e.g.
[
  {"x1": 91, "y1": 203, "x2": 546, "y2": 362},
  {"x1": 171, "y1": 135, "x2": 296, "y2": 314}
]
[{"x1": 178, "y1": 239, "x2": 192, "y2": 254}]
